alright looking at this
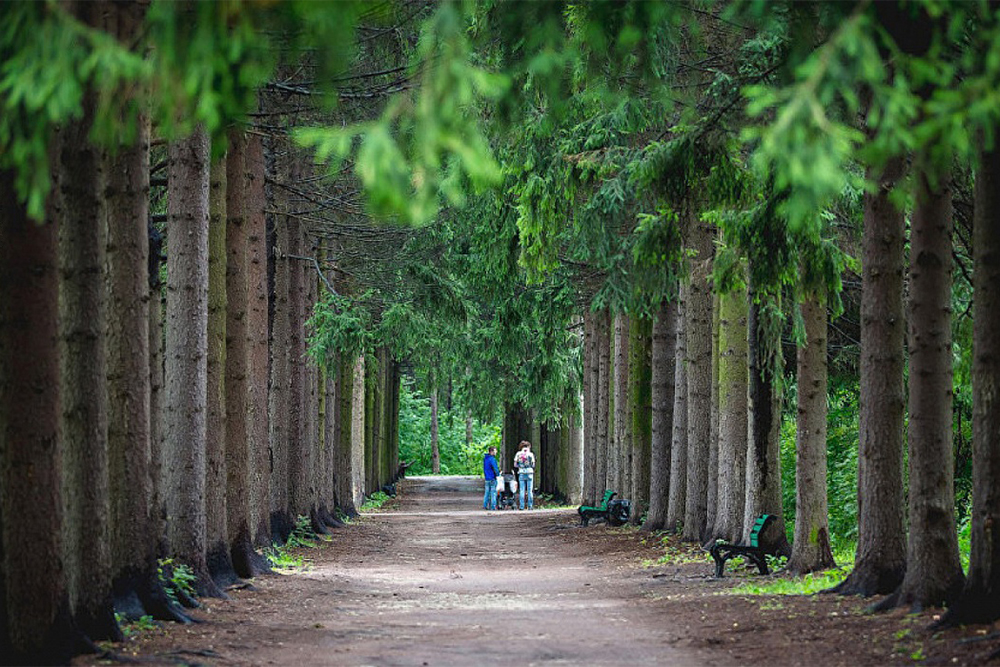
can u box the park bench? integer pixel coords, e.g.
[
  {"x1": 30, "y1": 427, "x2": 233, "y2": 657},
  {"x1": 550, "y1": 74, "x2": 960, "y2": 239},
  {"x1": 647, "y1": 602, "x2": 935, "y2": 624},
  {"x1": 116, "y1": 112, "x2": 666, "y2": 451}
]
[
  {"x1": 708, "y1": 514, "x2": 780, "y2": 578},
  {"x1": 578, "y1": 490, "x2": 630, "y2": 527}
]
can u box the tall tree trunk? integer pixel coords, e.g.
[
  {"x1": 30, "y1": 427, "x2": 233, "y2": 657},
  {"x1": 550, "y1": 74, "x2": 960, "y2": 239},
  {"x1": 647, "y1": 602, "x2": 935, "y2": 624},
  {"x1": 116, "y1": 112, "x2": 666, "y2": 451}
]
[
  {"x1": 148, "y1": 224, "x2": 167, "y2": 573},
  {"x1": 0, "y1": 176, "x2": 79, "y2": 663},
  {"x1": 164, "y1": 127, "x2": 225, "y2": 599},
  {"x1": 583, "y1": 311, "x2": 598, "y2": 504},
  {"x1": 712, "y1": 284, "x2": 748, "y2": 544},
  {"x1": 629, "y1": 316, "x2": 652, "y2": 525},
  {"x1": 286, "y1": 208, "x2": 309, "y2": 522},
  {"x1": 106, "y1": 87, "x2": 182, "y2": 621},
  {"x1": 684, "y1": 209, "x2": 713, "y2": 542},
  {"x1": 596, "y1": 309, "x2": 611, "y2": 495},
  {"x1": 56, "y1": 87, "x2": 120, "y2": 641},
  {"x1": 744, "y1": 281, "x2": 787, "y2": 548},
  {"x1": 430, "y1": 378, "x2": 441, "y2": 474},
  {"x1": 225, "y1": 130, "x2": 269, "y2": 578},
  {"x1": 667, "y1": 289, "x2": 688, "y2": 531},
  {"x1": 351, "y1": 355, "x2": 366, "y2": 507},
  {"x1": 878, "y1": 158, "x2": 964, "y2": 611},
  {"x1": 245, "y1": 133, "x2": 271, "y2": 550},
  {"x1": 788, "y1": 290, "x2": 835, "y2": 574},
  {"x1": 337, "y1": 354, "x2": 360, "y2": 516},
  {"x1": 206, "y1": 152, "x2": 238, "y2": 588},
  {"x1": 613, "y1": 312, "x2": 629, "y2": 497},
  {"x1": 268, "y1": 156, "x2": 292, "y2": 542},
  {"x1": 706, "y1": 291, "x2": 721, "y2": 538},
  {"x1": 945, "y1": 129, "x2": 1000, "y2": 624},
  {"x1": 831, "y1": 156, "x2": 907, "y2": 597},
  {"x1": 644, "y1": 300, "x2": 676, "y2": 531}
]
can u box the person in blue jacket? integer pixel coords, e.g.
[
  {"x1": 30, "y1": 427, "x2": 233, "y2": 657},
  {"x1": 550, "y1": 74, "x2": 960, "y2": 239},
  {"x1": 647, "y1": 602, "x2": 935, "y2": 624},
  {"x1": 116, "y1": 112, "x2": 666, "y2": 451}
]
[{"x1": 483, "y1": 446, "x2": 500, "y2": 510}]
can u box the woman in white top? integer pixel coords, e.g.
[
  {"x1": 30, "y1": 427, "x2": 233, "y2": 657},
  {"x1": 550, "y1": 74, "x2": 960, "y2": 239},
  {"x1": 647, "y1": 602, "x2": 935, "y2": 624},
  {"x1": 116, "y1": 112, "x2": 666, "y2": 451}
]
[{"x1": 513, "y1": 441, "x2": 536, "y2": 510}]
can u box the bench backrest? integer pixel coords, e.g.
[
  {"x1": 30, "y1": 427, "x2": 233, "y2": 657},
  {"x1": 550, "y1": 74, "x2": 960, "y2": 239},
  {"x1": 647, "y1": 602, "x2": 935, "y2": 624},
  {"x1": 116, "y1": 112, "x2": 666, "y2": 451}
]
[
  {"x1": 748, "y1": 514, "x2": 774, "y2": 548},
  {"x1": 600, "y1": 489, "x2": 616, "y2": 509}
]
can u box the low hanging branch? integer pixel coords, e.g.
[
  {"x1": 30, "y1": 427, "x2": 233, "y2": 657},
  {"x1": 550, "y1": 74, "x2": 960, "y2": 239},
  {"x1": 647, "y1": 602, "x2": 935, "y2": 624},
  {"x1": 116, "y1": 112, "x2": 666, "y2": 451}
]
[{"x1": 285, "y1": 251, "x2": 338, "y2": 297}]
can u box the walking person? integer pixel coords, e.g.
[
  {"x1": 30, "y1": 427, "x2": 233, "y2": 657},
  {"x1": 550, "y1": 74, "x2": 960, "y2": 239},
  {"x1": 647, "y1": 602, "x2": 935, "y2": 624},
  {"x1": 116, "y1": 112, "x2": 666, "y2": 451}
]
[
  {"x1": 514, "y1": 441, "x2": 535, "y2": 510},
  {"x1": 483, "y1": 446, "x2": 500, "y2": 510}
]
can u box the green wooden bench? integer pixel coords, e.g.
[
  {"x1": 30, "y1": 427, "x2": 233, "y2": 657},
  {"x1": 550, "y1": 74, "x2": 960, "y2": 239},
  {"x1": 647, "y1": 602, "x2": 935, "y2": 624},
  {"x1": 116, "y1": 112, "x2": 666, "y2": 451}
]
[
  {"x1": 708, "y1": 514, "x2": 779, "y2": 578},
  {"x1": 578, "y1": 490, "x2": 629, "y2": 527}
]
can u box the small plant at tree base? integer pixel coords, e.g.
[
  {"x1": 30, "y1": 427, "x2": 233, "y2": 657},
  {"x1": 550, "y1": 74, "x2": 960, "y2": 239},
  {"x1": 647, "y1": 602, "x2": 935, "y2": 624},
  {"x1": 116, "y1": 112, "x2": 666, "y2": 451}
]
[
  {"x1": 114, "y1": 612, "x2": 157, "y2": 638},
  {"x1": 264, "y1": 515, "x2": 318, "y2": 570},
  {"x1": 361, "y1": 491, "x2": 390, "y2": 512},
  {"x1": 286, "y1": 514, "x2": 318, "y2": 548},
  {"x1": 157, "y1": 558, "x2": 197, "y2": 605}
]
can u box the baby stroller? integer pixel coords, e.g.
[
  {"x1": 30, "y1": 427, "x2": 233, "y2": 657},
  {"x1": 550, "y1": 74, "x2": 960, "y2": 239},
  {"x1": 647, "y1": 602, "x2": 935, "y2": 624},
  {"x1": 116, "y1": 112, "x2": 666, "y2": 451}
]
[{"x1": 496, "y1": 472, "x2": 518, "y2": 510}]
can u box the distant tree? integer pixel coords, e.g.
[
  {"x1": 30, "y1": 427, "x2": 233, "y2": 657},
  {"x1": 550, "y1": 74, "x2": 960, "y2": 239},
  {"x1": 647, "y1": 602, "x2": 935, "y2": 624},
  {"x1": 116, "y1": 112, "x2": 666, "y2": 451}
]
[
  {"x1": 667, "y1": 290, "x2": 688, "y2": 532},
  {"x1": 712, "y1": 280, "x2": 748, "y2": 544},
  {"x1": 787, "y1": 287, "x2": 836, "y2": 574},
  {"x1": 643, "y1": 301, "x2": 676, "y2": 532},
  {"x1": 684, "y1": 208, "x2": 714, "y2": 543},
  {"x1": 628, "y1": 316, "x2": 652, "y2": 525}
]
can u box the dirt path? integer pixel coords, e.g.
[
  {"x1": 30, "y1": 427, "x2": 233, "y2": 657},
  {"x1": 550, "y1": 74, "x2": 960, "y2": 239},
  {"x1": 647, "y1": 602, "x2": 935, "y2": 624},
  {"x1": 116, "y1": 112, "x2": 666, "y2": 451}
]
[{"x1": 78, "y1": 477, "x2": 999, "y2": 666}]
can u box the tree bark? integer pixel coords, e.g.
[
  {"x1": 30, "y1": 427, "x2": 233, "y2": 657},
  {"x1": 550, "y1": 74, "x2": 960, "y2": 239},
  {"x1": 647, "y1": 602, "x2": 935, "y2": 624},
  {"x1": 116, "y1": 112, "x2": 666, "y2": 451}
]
[
  {"x1": 613, "y1": 312, "x2": 629, "y2": 498},
  {"x1": 430, "y1": 378, "x2": 441, "y2": 474},
  {"x1": 629, "y1": 316, "x2": 652, "y2": 525},
  {"x1": 583, "y1": 311, "x2": 598, "y2": 504},
  {"x1": 944, "y1": 129, "x2": 1000, "y2": 624},
  {"x1": 831, "y1": 156, "x2": 907, "y2": 597},
  {"x1": 56, "y1": 87, "x2": 120, "y2": 640},
  {"x1": 206, "y1": 151, "x2": 239, "y2": 588},
  {"x1": 788, "y1": 290, "x2": 836, "y2": 574},
  {"x1": 878, "y1": 158, "x2": 964, "y2": 611},
  {"x1": 268, "y1": 149, "x2": 292, "y2": 542},
  {"x1": 164, "y1": 127, "x2": 225, "y2": 598},
  {"x1": 684, "y1": 209, "x2": 713, "y2": 542},
  {"x1": 644, "y1": 300, "x2": 676, "y2": 531},
  {"x1": 706, "y1": 291, "x2": 721, "y2": 538},
  {"x1": 744, "y1": 280, "x2": 787, "y2": 549},
  {"x1": 337, "y1": 354, "x2": 360, "y2": 516},
  {"x1": 224, "y1": 130, "x2": 269, "y2": 578},
  {"x1": 667, "y1": 288, "x2": 688, "y2": 532},
  {"x1": 596, "y1": 309, "x2": 612, "y2": 496},
  {"x1": 712, "y1": 284, "x2": 748, "y2": 545},
  {"x1": 245, "y1": 133, "x2": 271, "y2": 550},
  {"x1": 0, "y1": 175, "x2": 79, "y2": 663},
  {"x1": 351, "y1": 355, "x2": 367, "y2": 506}
]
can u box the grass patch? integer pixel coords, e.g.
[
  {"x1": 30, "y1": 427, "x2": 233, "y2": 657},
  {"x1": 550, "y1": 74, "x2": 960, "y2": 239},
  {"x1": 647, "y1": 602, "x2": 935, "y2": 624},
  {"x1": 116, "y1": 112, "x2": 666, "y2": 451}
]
[
  {"x1": 643, "y1": 533, "x2": 712, "y2": 567},
  {"x1": 360, "y1": 491, "x2": 391, "y2": 512},
  {"x1": 727, "y1": 567, "x2": 850, "y2": 596}
]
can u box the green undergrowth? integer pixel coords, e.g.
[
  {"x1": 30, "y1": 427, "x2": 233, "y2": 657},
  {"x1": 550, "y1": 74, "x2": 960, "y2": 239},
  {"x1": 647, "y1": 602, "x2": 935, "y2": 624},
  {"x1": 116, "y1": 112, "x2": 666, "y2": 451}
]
[
  {"x1": 264, "y1": 515, "x2": 323, "y2": 571},
  {"x1": 727, "y1": 567, "x2": 850, "y2": 596},
  {"x1": 114, "y1": 612, "x2": 158, "y2": 638},
  {"x1": 642, "y1": 533, "x2": 712, "y2": 567},
  {"x1": 360, "y1": 491, "x2": 391, "y2": 512},
  {"x1": 157, "y1": 558, "x2": 196, "y2": 606}
]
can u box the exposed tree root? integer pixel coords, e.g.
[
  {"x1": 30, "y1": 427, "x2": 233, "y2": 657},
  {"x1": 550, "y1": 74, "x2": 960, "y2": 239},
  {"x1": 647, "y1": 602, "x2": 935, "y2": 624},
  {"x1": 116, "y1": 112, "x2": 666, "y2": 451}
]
[
  {"x1": 76, "y1": 598, "x2": 124, "y2": 643},
  {"x1": 230, "y1": 531, "x2": 272, "y2": 579},
  {"x1": 824, "y1": 561, "x2": 905, "y2": 597},
  {"x1": 207, "y1": 543, "x2": 244, "y2": 590},
  {"x1": 270, "y1": 511, "x2": 294, "y2": 545}
]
